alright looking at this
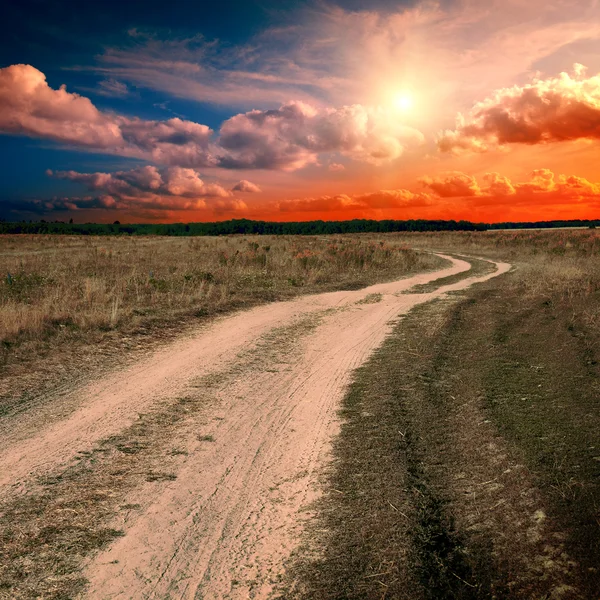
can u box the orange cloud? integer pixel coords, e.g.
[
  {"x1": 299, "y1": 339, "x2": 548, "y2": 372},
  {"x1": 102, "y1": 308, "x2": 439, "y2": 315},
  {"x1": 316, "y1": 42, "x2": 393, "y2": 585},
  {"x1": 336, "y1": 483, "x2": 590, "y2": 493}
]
[
  {"x1": 481, "y1": 172, "x2": 516, "y2": 197},
  {"x1": 420, "y1": 169, "x2": 600, "y2": 205},
  {"x1": 419, "y1": 172, "x2": 481, "y2": 197},
  {"x1": 278, "y1": 188, "x2": 432, "y2": 213},
  {"x1": 438, "y1": 65, "x2": 600, "y2": 153}
]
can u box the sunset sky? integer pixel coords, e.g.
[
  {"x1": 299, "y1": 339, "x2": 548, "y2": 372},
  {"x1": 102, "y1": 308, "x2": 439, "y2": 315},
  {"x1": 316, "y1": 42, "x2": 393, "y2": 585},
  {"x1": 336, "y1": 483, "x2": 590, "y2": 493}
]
[{"x1": 2, "y1": 0, "x2": 600, "y2": 223}]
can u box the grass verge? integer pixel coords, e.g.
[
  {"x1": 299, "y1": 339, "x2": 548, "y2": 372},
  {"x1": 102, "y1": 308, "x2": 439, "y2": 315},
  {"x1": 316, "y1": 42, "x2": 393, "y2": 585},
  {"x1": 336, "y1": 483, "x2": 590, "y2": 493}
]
[{"x1": 281, "y1": 260, "x2": 599, "y2": 599}]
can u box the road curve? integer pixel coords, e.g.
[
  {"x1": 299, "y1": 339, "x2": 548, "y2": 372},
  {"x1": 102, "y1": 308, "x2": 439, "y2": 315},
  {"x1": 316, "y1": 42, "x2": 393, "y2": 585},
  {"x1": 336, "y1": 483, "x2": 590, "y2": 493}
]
[{"x1": 0, "y1": 254, "x2": 511, "y2": 599}]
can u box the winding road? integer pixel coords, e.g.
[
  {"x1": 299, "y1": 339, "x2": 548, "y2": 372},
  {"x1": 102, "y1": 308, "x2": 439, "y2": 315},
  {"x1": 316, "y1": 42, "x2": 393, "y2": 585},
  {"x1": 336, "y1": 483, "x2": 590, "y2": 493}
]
[{"x1": 0, "y1": 253, "x2": 510, "y2": 599}]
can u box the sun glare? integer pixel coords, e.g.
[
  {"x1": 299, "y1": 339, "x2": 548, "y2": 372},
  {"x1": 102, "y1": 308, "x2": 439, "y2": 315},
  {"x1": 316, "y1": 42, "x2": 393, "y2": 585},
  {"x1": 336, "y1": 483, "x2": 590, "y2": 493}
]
[{"x1": 392, "y1": 93, "x2": 413, "y2": 112}]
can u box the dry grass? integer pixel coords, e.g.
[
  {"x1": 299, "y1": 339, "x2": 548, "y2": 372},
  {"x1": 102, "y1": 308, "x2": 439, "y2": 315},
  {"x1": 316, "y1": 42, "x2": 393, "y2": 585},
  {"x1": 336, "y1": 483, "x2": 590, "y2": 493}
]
[
  {"x1": 395, "y1": 227, "x2": 600, "y2": 256},
  {"x1": 0, "y1": 234, "x2": 438, "y2": 348},
  {"x1": 0, "y1": 234, "x2": 441, "y2": 420}
]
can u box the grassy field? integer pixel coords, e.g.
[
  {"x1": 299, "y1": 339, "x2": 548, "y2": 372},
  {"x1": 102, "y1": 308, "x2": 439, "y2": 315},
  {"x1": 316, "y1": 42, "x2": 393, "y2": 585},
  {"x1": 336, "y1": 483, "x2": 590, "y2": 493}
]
[
  {"x1": 0, "y1": 234, "x2": 442, "y2": 417},
  {"x1": 282, "y1": 229, "x2": 600, "y2": 599},
  {"x1": 2, "y1": 229, "x2": 600, "y2": 598},
  {"x1": 0, "y1": 234, "x2": 439, "y2": 343}
]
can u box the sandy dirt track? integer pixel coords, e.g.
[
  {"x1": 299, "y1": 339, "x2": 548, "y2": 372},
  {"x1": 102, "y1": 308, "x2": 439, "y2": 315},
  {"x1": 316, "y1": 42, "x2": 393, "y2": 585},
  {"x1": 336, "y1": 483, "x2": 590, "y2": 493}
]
[{"x1": 0, "y1": 254, "x2": 510, "y2": 599}]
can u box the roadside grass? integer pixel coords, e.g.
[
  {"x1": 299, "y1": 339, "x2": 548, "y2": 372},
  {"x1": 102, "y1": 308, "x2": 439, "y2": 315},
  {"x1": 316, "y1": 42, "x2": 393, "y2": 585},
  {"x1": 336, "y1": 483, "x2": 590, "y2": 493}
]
[
  {"x1": 282, "y1": 233, "x2": 600, "y2": 598},
  {"x1": 0, "y1": 311, "x2": 324, "y2": 599},
  {"x1": 0, "y1": 234, "x2": 438, "y2": 346},
  {"x1": 0, "y1": 234, "x2": 443, "y2": 420},
  {"x1": 463, "y1": 290, "x2": 600, "y2": 596},
  {"x1": 402, "y1": 255, "x2": 496, "y2": 294}
]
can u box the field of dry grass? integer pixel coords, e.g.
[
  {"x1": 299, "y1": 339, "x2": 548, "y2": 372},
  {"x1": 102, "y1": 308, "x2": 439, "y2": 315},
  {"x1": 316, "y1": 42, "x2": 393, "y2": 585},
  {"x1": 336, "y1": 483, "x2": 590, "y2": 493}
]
[
  {"x1": 2, "y1": 229, "x2": 599, "y2": 599},
  {"x1": 0, "y1": 233, "x2": 442, "y2": 422},
  {"x1": 6, "y1": 229, "x2": 597, "y2": 352},
  {"x1": 0, "y1": 234, "x2": 438, "y2": 345},
  {"x1": 399, "y1": 227, "x2": 600, "y2": 299},
  {"x1": 401, "y1": 229, "x2": 600, "y2": 348}
]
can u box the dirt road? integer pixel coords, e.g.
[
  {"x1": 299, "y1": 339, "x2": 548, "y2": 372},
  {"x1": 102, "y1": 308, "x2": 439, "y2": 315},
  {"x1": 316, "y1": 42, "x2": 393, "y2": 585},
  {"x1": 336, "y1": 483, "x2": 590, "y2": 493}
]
[{"x1": 0, "y1": 254, "x2": 510, "y2": 599}]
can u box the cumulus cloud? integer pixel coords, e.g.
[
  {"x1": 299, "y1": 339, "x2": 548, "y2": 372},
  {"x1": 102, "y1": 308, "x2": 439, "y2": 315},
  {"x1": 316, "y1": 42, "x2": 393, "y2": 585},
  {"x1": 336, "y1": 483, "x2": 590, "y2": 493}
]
[
  {"x1": 481, "y1": 172, "x2": 516, "y2": 196},
  {"x1": 0, "y1": 64, "x2": 216, "y2": 166},
  {"x1": 212, "y1": 198, "x2": 249, "y2": 215},
  {"x1": 438, "y1": 65, "x2": 600, "y2": 153},
  {"x1": 217, "y1": 101, "x2": 424, "y2": 170},
  {"x1": 232, "y1": 179, "x2": 261, "y2": 193},
  {"x1": 328, "y1": 163, "x2": 345, "y2": 172},
  {"x1": 419, "y1": 172, "x2": 481, "y2": 197},
  {"x1": 353, "y1": 189, "x2": 433, "y2": 209},
  {"x1": 47, "y1": 165, "x2": 235, "y2": 212},
  {"x1": 512, "y1": 169, "x2": 600, "y2": 199},
  {"x1": 0, "y1": 64, "x2": 123, "y2": 148},
  {"x1": 0, "y1": 64, "x2": 422, "y2": 171},
  {"x1": 420, "y1": 169, "x2": 600, "y2": 207},
  {"x1": 278, "y1": 187, "x2": 432, "y2": 213}
]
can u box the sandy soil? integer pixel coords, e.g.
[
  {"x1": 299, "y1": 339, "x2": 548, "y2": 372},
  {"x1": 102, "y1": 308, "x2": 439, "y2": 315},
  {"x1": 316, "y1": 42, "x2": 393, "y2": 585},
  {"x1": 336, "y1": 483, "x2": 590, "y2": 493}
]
[{"x1": 0, "y1": 254, "x2": 510, "y2": 599}]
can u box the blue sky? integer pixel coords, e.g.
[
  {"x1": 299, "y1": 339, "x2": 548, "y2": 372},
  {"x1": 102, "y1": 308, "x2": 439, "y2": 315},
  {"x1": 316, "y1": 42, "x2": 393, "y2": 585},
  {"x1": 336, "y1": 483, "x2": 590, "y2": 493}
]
[
  {"x1": 1, "y1": 0, "x2": 304, "y2": 200},
  {"x1": 2, "y1": 0, "x2": 600, "y2": 223}
]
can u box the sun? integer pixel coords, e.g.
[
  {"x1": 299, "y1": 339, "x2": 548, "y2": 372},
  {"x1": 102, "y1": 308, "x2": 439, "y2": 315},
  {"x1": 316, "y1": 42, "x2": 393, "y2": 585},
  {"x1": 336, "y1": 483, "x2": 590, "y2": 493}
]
[{"x1": 392, "y1": 93, "x2": 413, "y2": 112}]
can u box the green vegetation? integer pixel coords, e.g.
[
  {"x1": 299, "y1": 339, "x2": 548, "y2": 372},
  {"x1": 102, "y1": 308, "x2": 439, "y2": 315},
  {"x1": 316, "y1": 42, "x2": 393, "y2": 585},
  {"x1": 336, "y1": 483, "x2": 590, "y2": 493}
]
[
  {"x1": 0, "y1": 218, "x2": 487, "y2": 235},
  {"x1": 1, "y1": 218, "x2": 600, "y2": 236}
]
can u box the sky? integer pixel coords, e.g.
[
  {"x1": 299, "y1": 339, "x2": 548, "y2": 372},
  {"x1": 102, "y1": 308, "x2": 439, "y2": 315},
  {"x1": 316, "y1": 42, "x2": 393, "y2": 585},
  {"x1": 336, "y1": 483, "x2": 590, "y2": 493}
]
[{"x1": 2, "y1": 0, "x2": 600, "y2": 223}]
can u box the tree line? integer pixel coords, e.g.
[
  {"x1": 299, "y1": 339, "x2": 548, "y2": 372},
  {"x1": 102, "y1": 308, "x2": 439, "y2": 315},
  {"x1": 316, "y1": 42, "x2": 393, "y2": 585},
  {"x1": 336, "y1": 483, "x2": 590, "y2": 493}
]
[{"x1": 0, "y1": 218, "x2": 598, "y2": 236}]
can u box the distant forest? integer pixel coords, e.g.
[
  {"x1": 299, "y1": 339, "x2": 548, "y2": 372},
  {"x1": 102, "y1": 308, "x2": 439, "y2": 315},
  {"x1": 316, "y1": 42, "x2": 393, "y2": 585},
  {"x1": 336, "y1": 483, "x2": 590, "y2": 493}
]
[{"x1": 0, "y1": 218, "x2": 598, "y2": 236}]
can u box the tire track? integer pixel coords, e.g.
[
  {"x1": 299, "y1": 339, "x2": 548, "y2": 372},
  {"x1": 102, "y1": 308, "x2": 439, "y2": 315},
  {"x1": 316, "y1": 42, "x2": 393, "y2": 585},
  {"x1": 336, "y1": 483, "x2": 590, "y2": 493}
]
[{"x1": 79, "y1": 255, "x2": 508, "y2": 599}]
